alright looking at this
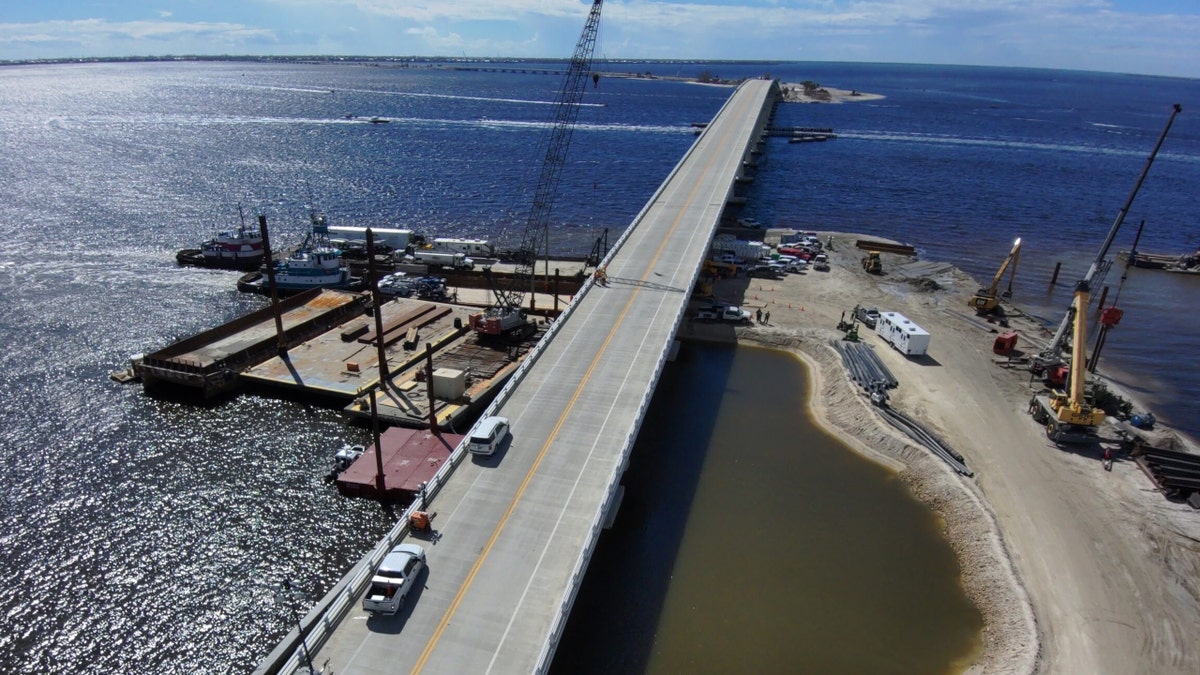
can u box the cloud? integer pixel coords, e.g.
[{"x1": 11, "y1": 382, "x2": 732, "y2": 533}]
[
  {"x1": 404, "y1": 25, "x2": 465, "y2": 50},
  {"x1": 0, "y1": 2, "x2": 1194, "y2": 76},
  {"x1": 276, "y1": 0, "x2": 588, "y2": 23},
  {"x1": 266, "y1": 0, "x2": 1113, "y2": 28},
  {"x1": 0, "y1": 18, "x2": 276, "y2": 54}
]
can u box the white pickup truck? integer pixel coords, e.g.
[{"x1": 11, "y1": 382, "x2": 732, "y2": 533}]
[
  {"x1": 697, "y1": 305, "x2": 752, "y2": 323},
  {"x1": 362, "y1": 543, "x2": 426, "y2": 615}
]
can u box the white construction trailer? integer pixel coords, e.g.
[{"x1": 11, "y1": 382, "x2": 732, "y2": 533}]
[
  {"x1": 432, "y1": 238, "x2": 495, "y2": 257},
  {"x1": 875, "y1": 311, "x2": 930, "y2": 356},
  {"x1": 327, "y1": 226, "x2": 416, "y2": 250}
]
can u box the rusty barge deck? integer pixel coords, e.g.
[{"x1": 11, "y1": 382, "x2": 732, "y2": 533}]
[
  {"x1": 136, "y1": 289, "x2": 367, "y2": 398},
  {"x1": 134, "y1": 288, "x2": 539, "y2": 431}
]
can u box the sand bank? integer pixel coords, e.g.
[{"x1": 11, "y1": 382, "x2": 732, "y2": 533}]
[
  {"x1": 684, "y1": 232, "x2": 1200, "y2": 673},
  {"x1": 779, "y1": 83, "x2": 886, "y2": 104}
]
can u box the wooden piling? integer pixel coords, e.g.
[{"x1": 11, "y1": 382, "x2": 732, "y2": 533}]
[
  {"x1": 259, "y1": 215, "x2": 287, "y2": 356},
  {"x1": 1049, "y1": 261, "x2": 1062, "y2": 286}
]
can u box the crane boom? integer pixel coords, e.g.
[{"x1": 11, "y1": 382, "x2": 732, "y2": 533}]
[
  {"x1": 1036, "y1": 103, "x2": 1181, "y2": 367},
  {"x1": 472, "y1": 0, "x2": 604, "y2": 339},
  {"x1": 969, "y1": 237, "x2": 1021, "y2": 313}
]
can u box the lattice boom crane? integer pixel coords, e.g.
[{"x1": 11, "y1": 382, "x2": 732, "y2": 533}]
[{"x1": 470, "y1": 0, "x2": 604, "y2": 340}]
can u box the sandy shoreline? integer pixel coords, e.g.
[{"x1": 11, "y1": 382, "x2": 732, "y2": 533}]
[
  {"x1": 685, "y1": 232, "x2": 1200, "y2": 673},
  {"x1": 779, "y1": 83, "x2": 886, "y2": 104}
]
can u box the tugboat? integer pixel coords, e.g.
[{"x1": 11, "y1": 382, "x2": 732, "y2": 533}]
[
  {"x1": 324, "y1": 443, "x2": 365, "y2": 483},
  {"x1": 176, "y1": 204, "x2": 266, "y2": 271},
  {"x1": 237, "y1": 211, "x2": 363, "y2": 294}
]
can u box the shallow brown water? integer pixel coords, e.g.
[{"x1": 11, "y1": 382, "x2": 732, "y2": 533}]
[{"x1": 553, "y1": 343, "x2": 982, "y2": 674}]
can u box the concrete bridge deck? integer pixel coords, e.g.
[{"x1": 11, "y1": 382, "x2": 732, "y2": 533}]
[{"x1": 271, "y1": 78, "x2": 778, "y2": 675}]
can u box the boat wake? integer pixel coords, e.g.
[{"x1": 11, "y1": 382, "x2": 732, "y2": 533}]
[
  {"x1": 340, "y1": 87, "x2": 605, "y2": 108},
  {"x1": 838, "y1": 129, "x2": 1165, "y2": 159}
]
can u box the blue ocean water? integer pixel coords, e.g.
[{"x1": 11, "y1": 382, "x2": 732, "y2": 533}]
[{"x1": 0, "y1": 60, "x2": 1197, "y2": 672}]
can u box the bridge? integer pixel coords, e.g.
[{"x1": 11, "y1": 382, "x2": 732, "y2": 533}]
[{"x1": 261, "y1": 77, "x2": 779, "y2": 674}]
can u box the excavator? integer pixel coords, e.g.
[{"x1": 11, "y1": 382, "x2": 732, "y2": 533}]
[
  {"x1": 969, "y1": 237, "x2": 1021, "y2": 314},
  {"x1": 469, "y1": 0, "x2": 604, "y2": 341}
]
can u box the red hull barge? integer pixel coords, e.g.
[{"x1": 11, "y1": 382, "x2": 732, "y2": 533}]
[{"x1": 335, "y1": 427, "x2": 462, "y2": 503}]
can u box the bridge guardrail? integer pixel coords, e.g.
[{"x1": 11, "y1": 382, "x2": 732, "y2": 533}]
[{"x1": 533, "y1": 79, "x2": 764, "y2": 674}]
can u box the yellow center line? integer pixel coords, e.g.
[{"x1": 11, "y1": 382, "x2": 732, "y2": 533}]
[{"x1": 410, "y1": 85, "x2": 754, "y2": 674}]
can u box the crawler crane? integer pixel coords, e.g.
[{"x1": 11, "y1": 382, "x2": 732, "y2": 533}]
[{"x1": 469, "y1": 1, "x2": 604, "y2": 341}]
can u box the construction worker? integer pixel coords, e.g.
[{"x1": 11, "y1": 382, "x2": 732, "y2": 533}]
[
  {"x1": 595, "y1": 266, "x2": 608, "y2": 286},
  {"x1": 756, "y1": 308, "x2": 763, "y2": 323}
]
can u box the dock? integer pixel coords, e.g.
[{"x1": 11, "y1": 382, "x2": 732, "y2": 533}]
[
  {"x1": 137, "y1": 289, "x2": 367, "y2": 398},
  {"x1": 335, "y1": 427, "x2": 462, "y2": 502},
  {"x1": 138, "y1": 289, "x2": 542, "y2": 430}
]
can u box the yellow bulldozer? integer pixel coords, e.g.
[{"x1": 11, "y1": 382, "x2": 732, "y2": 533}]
[{"x1": 861, "y1": 251, "x2": 882, "y2": 274}]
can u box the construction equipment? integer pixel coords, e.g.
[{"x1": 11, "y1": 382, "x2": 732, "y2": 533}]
[
  {"x1": 1033, "y1": 103, "x2": 1181, "y2": 371},
  {"x1": 1027, "y1": 282, "x2": 1108, "y2": 443},
  {"x1": 861, "y1": 251, "x2": 882, "y2": 274},
  {"x1": 1026, "y1": 104, "x2": 1182, "y2": 443},
  {"x1": 836, "y1": 311, "x2": 852, "y2": 332},
  {"x1": 469, "y1": 0, "x2": 604, "y2": 341},
  {"x1": 837, "y1": 312, "x2": 861, "y2": 341},
  {"x1": 969, "y1": 237, "x2": 1021, "y2": 314}
]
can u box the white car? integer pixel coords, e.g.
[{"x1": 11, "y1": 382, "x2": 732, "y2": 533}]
[
  {"x1": 362, "y1": 543, "x2": 427, "y2": 615},
  {"x1": 468, "y1": 415, "x2": 510, "y2": 456}
]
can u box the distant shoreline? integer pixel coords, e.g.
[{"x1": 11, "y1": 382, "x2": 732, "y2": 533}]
[{"x1": 0, "y1": 56, "x2": 886, "y2": 103}]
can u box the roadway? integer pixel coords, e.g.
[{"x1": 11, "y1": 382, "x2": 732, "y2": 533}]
[{"x1": 306, "y1": 78, "x2": 777, "y2": 674}]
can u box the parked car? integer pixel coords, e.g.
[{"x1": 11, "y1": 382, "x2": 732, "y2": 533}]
[
  {"x1": 855, "y1": 305, "x2": 880, "y2": 328},
  {"x1": 697, "y1": 305, "x2": 753, "y2": 322},
  {"x1": 362, "y1": 543, "x2": 427, "y2": 615},
  {"x1": 748, "y1": 265, "x2": 784, "y2": 279}
]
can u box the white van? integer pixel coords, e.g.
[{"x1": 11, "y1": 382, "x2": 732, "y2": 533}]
[{"x1": 468, "y1": 416, "x2": 510, "y2": 456}]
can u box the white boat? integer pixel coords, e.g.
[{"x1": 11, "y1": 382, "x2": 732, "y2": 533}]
[{"x1": 237, "y1": 212, "x2": 362, "y2": 294}]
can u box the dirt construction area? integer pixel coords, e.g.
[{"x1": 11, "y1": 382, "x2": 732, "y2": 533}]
[{"x1": 683, "y1": 232, "x2": 1200, "y2": 674}]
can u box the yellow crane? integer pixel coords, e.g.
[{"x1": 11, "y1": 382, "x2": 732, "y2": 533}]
[
  {"x1": 1028, "y1": 280, "x2": 1107, "y2": 443},
  {"x1": 969, "y1": 237, "x2": 1021, "y2": 314}
]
